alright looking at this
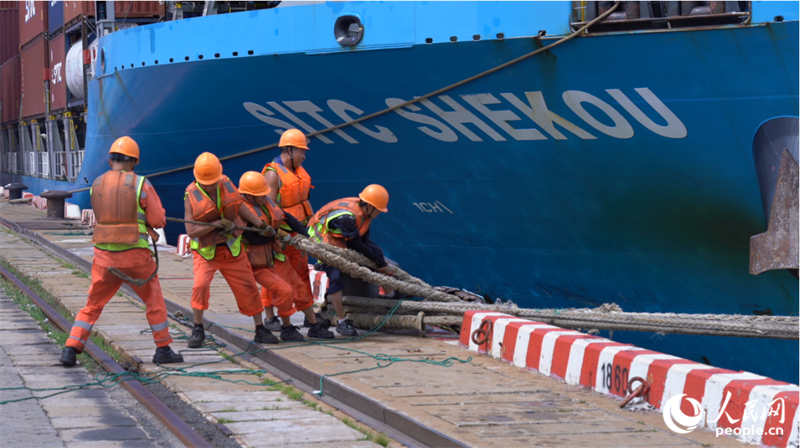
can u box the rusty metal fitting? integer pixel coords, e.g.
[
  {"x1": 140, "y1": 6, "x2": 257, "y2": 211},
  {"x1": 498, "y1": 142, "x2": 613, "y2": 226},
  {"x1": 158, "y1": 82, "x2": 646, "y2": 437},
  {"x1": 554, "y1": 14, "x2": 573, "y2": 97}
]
[
  {"x1": 470, "y1": 319, "x2": 493, "y2": 345},
  {"x1": 619, "y1": 376, "x2": 651, "y2": 408}
]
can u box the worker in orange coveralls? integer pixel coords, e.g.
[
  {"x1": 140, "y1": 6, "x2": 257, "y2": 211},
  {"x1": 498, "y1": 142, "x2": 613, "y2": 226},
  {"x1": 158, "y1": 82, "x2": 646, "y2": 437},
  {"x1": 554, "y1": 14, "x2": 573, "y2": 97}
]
[
  {"x1": 261, "y1": 129, "x2": 326, "y2": 331},
  {"x1": 307, "y1": 185, "x2": 390, "y2": 336},
  {"x1": 61, "y1": 137, "x2": 184, "y2": 367},
  {"x1": 237, "y1": 171, "x2": 334, "y2": 341},
  {"x1": 183, "y1": 152, "x2": 277, "y2": 348}
]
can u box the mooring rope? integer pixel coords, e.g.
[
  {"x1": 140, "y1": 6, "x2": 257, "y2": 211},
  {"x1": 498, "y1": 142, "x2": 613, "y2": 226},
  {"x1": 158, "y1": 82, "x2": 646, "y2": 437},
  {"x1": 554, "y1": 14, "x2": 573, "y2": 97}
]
[
  {"x1": 340, "y1": 296, "x2": 800, "y2": 340},
  {"x1": 145, "y1": 216, "x2": 800, "y2": 340}
]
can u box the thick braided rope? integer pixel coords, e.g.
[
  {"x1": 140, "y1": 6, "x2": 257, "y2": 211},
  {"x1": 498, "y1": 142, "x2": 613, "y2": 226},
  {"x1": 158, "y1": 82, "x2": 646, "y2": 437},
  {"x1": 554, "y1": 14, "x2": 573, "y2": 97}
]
[
  {"x1": 341, "y1": 297, "x2": 799, "y2": 340},
  {"x1": 291, "y1": 236, "x2": 459, "y2": 302},
  {"x1": 304, "y1": 239, "x2": 430, "y2": 287}
]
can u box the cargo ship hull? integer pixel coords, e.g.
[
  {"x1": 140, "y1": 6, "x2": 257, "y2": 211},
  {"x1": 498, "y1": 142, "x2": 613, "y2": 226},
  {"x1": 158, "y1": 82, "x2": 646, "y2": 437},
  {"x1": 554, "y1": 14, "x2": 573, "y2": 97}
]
[{"x1": 2, "y1": 2, "x2": 797, "y2": 382}]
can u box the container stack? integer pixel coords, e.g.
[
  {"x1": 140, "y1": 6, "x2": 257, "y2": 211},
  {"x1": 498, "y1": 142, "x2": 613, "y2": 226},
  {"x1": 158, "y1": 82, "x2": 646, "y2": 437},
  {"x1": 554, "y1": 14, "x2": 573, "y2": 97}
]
[
  {"x1": 1, "y1": 1, "x2": 20, "y2": 125},
  {"x1": 48, "y1": 1, "x2": 66, "y2": 113},
  {"x1": 19, "y1": 0, "x2": 48, "y2": 122},
  {"x1": 0, "y1": 1, "x2": 164, "y2": 182}
]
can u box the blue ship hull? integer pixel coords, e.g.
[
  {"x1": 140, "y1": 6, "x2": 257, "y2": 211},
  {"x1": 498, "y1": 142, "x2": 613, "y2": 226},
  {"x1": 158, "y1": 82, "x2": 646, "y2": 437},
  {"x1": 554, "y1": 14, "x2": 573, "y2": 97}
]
[{"x1": 3, "y1": 2, "x2": 797, "y2": 383}]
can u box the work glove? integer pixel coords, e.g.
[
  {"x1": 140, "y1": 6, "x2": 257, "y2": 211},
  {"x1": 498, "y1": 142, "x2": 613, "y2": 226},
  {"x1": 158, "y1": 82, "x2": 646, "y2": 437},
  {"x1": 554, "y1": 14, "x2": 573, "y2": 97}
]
[
  {"x1": 258, "y1": 220, "x2": 276, "y2": 237},
  {"x1": 277, "y1": 229, "x2": 293, "y2": 247},
  {"x1": 219, "y1": 217, "x2": 235, "y2": 236}
]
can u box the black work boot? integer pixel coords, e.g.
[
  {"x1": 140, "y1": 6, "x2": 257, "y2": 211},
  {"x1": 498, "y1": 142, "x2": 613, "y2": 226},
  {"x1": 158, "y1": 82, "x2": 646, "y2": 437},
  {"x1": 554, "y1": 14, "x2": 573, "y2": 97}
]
[
  {"x1": 60, "y1": 347, "x2": 77, "y2": 367},
  {"x1": 307, "y1": 321, "x2": 335, "y2": 339},
  {"x1": 335, "y1": 319, "x2": 358, "y2": 337},
  {"x1": 303, "y1": 312, "x2": 331, "y2": 329},
  {"x1": 152, "y1": 346, "x2": 184, "y2": 364},
  {"x1": 187, "y1": 325, "x2": 205, "y2": 348},
  {"x1": 264, "y1": 316, "x2": 282, "y2": 332},
  {"x1": 280, "y1": 325, "x2": 305, "y2": 342},
  {"x1": 254, "y1": 325, "x2": 279, "y2": 344}
]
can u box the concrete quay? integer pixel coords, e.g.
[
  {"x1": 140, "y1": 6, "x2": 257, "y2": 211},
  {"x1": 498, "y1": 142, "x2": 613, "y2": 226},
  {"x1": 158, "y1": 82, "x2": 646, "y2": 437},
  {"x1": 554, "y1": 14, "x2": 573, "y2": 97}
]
[{"x1": 0, "y1": 200, "x2": 752, "y2": 448}]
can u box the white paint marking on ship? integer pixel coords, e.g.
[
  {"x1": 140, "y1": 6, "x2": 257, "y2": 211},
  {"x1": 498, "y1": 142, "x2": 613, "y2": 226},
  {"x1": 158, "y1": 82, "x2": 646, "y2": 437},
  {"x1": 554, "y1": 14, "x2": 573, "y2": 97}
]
[
  {"x1": 606, "y1": 88, "x2": 688, "y2": 138},
  {"x1": 701, "y1": 372, "x2": 766, "y2": 429},
  {"x1": 564, "y1": 338, "x2": 608, "y2": 385},
  {"x1": 538, "y1": 330, "x2": 582, "y2": 377},
  {"x1": 511, "y1": 323, "x2": 558, "y2": 369},
  {"x1": 490, "y1": 318, "x2": 529, "y2": 359},
  {"x1": 563, "y1": 90, "x2": 634, "y2": 139},
  {"x1": 327, "y1": 99, "x2": 398, "y2": 143},
  {"x1": 594, "y1": 346, "x2": 647, "y2": 392}
]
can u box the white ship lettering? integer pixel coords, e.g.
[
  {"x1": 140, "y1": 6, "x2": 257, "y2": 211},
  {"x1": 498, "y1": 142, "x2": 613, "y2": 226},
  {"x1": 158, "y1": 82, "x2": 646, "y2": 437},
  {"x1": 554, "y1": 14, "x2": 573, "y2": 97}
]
[{"x1": 243, "y1": 88, "x2": 687, "y2": 144}]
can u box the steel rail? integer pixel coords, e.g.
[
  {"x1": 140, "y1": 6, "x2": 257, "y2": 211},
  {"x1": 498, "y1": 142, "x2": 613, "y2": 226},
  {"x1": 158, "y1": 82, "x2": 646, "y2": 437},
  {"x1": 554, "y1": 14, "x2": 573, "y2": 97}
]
[{"x1": 0, "y1": 263, "x2": 213, "y2": 448}]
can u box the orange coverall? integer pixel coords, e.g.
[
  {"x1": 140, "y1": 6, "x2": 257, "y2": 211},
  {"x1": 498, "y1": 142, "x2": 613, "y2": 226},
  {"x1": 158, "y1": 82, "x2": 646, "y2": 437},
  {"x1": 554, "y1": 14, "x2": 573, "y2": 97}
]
[
  {"x1": 67, "y1": 181, "x2": 172, "y2": 352},
  {"x1": 190, "y1": 245, "x2": 263, "y2": 317},
  {"x1": 260, "y1": 244, "x2": 313, "y2": 310}
]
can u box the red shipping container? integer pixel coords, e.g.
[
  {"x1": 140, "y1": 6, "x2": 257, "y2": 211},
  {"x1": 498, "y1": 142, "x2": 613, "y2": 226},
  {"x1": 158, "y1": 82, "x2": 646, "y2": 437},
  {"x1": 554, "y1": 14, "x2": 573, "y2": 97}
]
[
  {"x1": 49, "y1": 34, "x2": 65, "y2": 111},
  {"x1": 19, "y1": 0, "x2": 46, "y2": 48},
  {"x1": 64, "y1": 1, "x2": 163, "y2": 26},
  {"x1": 20, "y1": 37, "x2": 47, "y2": 120},
  {"x1": 1, "y1": 1, "x2": 20, "y2": 65},
  {"x1": 1, "y1": 56, "x2": 21, "y2": 124}
]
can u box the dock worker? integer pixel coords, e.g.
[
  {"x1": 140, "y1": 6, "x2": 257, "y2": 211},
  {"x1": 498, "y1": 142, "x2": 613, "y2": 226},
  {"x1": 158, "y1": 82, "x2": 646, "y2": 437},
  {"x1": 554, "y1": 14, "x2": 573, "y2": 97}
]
[
  {"x1": 307, "y1": 185, "x2": 390, "y2": 336},
  {"x1": 60, "y1": 136, "x2": 183, "y2": 367},
  {"x1": 238, "y1": 172, "x2": 334, "y2": 341},
  {"x1": 261, "y1": 129, "x2": 322, "y2": 331},
  {"x1": 184, "y1": 152, "x2": 277, "y2": 348}
]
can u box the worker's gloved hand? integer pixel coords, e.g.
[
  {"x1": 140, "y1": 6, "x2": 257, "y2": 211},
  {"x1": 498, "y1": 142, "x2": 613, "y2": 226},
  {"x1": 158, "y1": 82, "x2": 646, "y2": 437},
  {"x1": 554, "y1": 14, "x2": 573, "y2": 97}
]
[
  {"x1": 219, "y1": 217, "x2": 235, "y2": 236},
  {"x1": 259, "y1": 221, "x2": 276, "y2": 237},
  {"x1": 276, "y1": 229, "x2": 293, "y2": 245}
]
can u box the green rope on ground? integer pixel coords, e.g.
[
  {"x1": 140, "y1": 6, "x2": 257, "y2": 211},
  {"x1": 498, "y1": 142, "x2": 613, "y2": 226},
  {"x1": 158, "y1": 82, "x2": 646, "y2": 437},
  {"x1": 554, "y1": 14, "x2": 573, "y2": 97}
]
[{"x1": 1, "y1": 299, "x2": 471, "y2": 405}]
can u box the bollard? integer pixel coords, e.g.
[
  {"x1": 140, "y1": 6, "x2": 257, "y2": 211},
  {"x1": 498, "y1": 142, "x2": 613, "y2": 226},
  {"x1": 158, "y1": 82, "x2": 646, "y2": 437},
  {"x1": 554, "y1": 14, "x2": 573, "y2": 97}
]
[
  {"x1": 40, "y1": 191, "x2": 73, "y2": 219},
  {"x1": 4, "y1": 183, "x2": 28, "y2": 201}
]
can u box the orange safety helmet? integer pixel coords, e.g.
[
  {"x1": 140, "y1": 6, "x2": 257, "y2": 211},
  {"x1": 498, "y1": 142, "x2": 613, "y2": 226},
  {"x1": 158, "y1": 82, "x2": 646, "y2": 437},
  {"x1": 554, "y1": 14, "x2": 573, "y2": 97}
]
[
  {"x1": 109, "y1": 136, "x2": 140, "y2": 160},
  {"x1": 279, "y1": 129, "x2": 309, "y2": 150},
  {"x1": 193, "y1": 152, "x2": 223, "y2": 185},
  {"x1": 238, "y1": 171, "x2": 270, "y2": 197},
  {"x1": 359, "y1": 184, "x2": 389, "y2": 213}
]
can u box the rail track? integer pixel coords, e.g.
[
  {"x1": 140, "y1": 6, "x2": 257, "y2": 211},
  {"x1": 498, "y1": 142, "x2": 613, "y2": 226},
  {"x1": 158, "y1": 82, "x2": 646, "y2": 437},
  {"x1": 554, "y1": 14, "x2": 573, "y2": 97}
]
[{"x1": 0, "y1": 262, "x2": 214, "y2": 448}]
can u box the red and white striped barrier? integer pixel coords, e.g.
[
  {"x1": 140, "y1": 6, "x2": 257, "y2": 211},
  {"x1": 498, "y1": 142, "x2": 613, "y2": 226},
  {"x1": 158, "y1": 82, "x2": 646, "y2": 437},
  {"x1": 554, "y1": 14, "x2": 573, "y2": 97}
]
[
  {"x1": 177, "y1": 234, "x2": 192, "y2": 258},
  {"x1": 309, "y1": 265, "x2": 328, "y2": 304},
  {"x1": 32, "y1": 196, "x2": 47, "y2": 209},
  {"x1": 81, "y1": 209, "x2": 97, "y2": 227},
  {"x1": 64, "y1": 203, "x2": 80, "y2": 219},
  {"x1": 460, "y1": 311, "x2": 798, "y2": 447}
]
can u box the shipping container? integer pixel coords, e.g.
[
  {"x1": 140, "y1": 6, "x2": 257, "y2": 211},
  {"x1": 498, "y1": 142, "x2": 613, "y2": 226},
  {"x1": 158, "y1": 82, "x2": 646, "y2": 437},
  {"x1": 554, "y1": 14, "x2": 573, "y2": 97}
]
[
  {"x1": 48, "y1": 33, "x2": 65, "y2": 111},
  {"x1": 19, "y1": 0, "x2": 47, "y2": 47},
  {"x1": 20, "y1": 37, "x2": 47, "y2": 120},
  {"x1": 0, "y1": 2, "x2": 19, "y2": 65},
  {"x1": 1, "y1": 56, "x2": 21, "y2": 124},
  {"x1": 48, "y1": 0, "x2": 63, "y2": 35},
  {"x1": 64, "y1": 1, "x2": 163, "y2": 26}
]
